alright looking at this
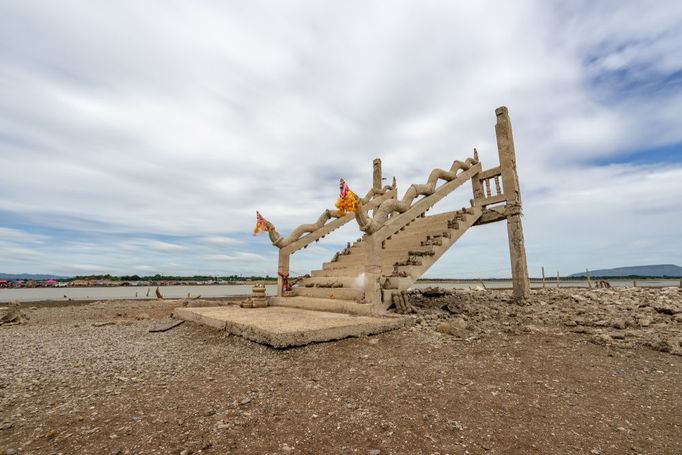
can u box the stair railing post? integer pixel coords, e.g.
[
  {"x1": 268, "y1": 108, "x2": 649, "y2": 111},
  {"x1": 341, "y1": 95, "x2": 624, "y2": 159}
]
[
  {"x1": 373, "y1": 158, "x2": 382, "y2": 192},
  {"x1": 277, "y1": 250, "x2": 290, "y2": 297},
  {"x1": 495, "y1": 106, "x2": 531, "y2": 301},
  {"x1": 363, "y1": 234, "x2": 382, "y2": 306}
]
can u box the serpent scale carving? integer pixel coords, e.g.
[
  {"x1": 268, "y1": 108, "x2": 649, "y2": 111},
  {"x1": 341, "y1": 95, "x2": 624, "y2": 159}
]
[
  {"x1": 268, "y1": 185, "x2": 395, "y2": 248},
  {"x1": 355, "y1": 154, "x2": 479, "y2": 234}
]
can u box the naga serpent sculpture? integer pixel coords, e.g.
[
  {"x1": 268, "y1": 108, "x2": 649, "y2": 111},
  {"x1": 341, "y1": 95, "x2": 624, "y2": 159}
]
[
  {"x1": 263, "y1": 184, "x2": 395, "y2": 249},
  {"x1": 354, "y1": 153, "x2": 479, "y2": 234}
]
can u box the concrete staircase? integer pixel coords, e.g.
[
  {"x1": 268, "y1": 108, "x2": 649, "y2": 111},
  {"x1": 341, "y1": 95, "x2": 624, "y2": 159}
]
[
  {"x1": 271, "y1": 206, "x2": 482, "y2": 313},
  {"x1": 269, "y1": 107, "x2": 531, "y2": 314}
]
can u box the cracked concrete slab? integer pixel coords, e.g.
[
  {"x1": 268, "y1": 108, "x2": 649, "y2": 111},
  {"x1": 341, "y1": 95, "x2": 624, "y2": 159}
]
[{"x1": 174, "y1": 305, "x2": 406, "y2": 348}]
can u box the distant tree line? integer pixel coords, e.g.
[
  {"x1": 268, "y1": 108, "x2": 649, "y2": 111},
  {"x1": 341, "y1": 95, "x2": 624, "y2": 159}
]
[{"x1": 65, "y1": 274, "x2": 276, "y2": 282}]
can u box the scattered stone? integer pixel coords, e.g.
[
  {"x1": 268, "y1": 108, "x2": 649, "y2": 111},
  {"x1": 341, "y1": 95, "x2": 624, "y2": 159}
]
[
  {"x1": 441, "y1": 302, "x2": 464, "y2": 314},
  {"x1": 421, "y1": 287, "x2": 450, "y2": 297},
  {"x1": 637, "y1": 317, "x2": 652, "y2": 327},
  {"x1": 650, "y1": 339, "x2": 675, "y2": 353},
  {"x1": 436, "y1": 317, "x2": 468, "y2": 337},
  {"x1": 4, "y1": 449, "x2": 18, "y2": 455},
  {"x1": 611, "y1": 319, "x2": 627, "y2": 330},
  {"x1": 93, "y1": 321, "x2": 116, "y2": 327},
  {"x1": 0, "y1": 302, "x2": 27, "y2": 325},
  {"x1": 110, "y1": 448, "x2": 122, "y2": 455},
  {"x1": 369, "y1": 450, "x2": 381, "y2": 455},
  {"x1": 0, "y1": 421, "x2": 13, "y2": 430},
  {"x1": 448, "y1": 420, "x2": 464, "y2": 431},
  {"x1": 591, "y1": 334, "x2": 612, "y2": 346},
  {"x1": 653, "y1": 304, "x2": 680, "y2": 315}
]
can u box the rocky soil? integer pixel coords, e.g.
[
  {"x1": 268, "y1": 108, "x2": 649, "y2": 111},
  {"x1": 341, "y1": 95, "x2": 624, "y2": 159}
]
[{"x1": 0, "y1": 288, "x2": 680, "y2": 454}]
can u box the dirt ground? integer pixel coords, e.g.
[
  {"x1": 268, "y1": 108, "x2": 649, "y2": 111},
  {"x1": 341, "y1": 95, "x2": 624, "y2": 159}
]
[{"x1": 1, "y1": 287, "x2": 680, "y2": 455}]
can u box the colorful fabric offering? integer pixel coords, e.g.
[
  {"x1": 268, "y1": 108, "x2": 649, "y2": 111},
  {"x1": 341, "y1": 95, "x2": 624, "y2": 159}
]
[
  {"x1": 253, "y1": 211, "x2": 275, "y2": 235},
  {"x1": 335, "y1": 178, "x2": 359, "y2": 216}
]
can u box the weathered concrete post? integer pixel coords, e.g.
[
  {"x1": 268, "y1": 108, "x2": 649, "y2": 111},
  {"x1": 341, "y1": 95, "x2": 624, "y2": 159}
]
[
  {"x1": 363, "y1": 235, "x2": 382, "y2": 306},
  {"x1": 470, "y1": 148, "x2": 484, "y2": 204},
  {"x1": 495, "y1": 106, "x2": 530, "y2": 300},
  {"x1": 373, "y1": 158, "x2": 382, "y2": 192},
  {"x1": 277, "y1": 250, "x2": 290, "y2": 297}
]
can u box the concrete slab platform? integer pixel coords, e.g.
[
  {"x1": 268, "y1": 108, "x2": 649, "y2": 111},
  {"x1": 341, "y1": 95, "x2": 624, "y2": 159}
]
[
  {"x1": 174, "y1": 305, "x2": 406, "y2": 348},
  {"x1": 270, "y1": 296, "x2": 384, "y2": 316}
]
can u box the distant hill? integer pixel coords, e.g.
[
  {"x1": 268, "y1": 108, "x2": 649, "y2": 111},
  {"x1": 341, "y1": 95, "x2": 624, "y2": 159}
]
[
  {"x1": 0, "y1": 273, "x2": 69, "y2": 281},
  {"x1": 570, "y1": 264, "x2": 682, "y2": 278}
]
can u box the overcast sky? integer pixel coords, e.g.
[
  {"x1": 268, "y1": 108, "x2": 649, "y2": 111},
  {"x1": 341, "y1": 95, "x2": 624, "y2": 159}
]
[{"x1": 1, "y1": 0, "x2": 681, "y2": 278}]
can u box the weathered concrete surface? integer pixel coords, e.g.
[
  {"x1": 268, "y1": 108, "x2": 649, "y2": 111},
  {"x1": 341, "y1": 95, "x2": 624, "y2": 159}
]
[
  {"x1": 270, "y1": 296, "x2": 385, "y2": 316},
  {"x1": 174, "y1": 305, "x2": 406, "y2": 348}
]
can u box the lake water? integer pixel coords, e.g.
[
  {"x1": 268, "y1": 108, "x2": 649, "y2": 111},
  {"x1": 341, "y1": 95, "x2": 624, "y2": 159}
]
[
  {"x1": 0, "y1": 285, "x2": 278, "y2": 303},
  {"x1": 1, "y1": 279, "x2": 678, "y2": 303}
]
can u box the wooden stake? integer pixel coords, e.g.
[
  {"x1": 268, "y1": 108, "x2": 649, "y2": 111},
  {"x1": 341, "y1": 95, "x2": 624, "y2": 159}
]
[
  {"x1": 586, "y1": 268, "x2": 592, "y2": 289},
  {"x1": 556, "y1": 272, "x2": 560, "y2": 288},
  {"x1": 541, "y1": 266, "x2": 546, "y2": 289}
]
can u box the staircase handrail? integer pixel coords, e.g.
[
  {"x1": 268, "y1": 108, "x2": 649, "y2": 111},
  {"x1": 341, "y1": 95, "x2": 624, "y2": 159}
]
[
  {"x1": 354, "y1": 154, "x2": 481, "y2": 239},
  {"x1": 267, "y1": 184, "x2": 396, "y2": 254}
]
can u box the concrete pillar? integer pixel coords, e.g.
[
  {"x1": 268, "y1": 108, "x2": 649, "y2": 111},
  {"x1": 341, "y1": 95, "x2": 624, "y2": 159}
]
[
  {"x1": 277, "y1": 250, "x2": 290, "y2": 297},
  {"x1": 495, "y1": 106, "x2": 530, "y2": 300},
  {"x1": 362, "y1": 235, "x2": 382, "y2": 305},
  {"x1": 373, "y1": 158, "x2": 382, "y2": 191}
]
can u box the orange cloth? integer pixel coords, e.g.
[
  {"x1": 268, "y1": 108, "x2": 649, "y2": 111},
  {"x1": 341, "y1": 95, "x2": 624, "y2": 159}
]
[
  {"x1": 335, "y1": 179, "x2": 359, "y2": 216},
  {"x1": 253, "y1": 211, "x2": 275, "y2": 235}
]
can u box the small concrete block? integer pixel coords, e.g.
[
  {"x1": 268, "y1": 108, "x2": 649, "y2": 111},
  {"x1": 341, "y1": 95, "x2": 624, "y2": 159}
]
[{"x1": 174, "y1": 306, "x2": 405, "y2": 348}]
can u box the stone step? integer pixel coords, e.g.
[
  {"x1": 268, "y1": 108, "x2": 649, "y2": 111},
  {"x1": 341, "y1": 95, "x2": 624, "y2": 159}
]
[
  {"x1": 384, "y1": 220, "x2": 450, "y2": 238},
  {"x1": 295, "y1": 276, "x2": 363, "y2": 288},
  {"x1": 293, "y1": 286, "x2": 363, "y2": 301},
  {"x1": 326, "y1": 249, "x2": 433, "y2": 268},
  {"x1": 383, "y1": 229, "x2": 454, "y2": 248},
  {"x1": 384, "y1": 208, "x2": 483, "y2": 282},
  {"x1": 310, "y1": 267, "x2": 363, "y2": 278},
  {"x1": 270, "y1": 296, "x2": 384, "y2": 316}
]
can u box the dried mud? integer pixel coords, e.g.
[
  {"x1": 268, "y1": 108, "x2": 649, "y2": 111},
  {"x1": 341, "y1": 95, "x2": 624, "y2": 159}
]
[{"x1": 1, "y1": 288, "x2": 680, "y2": 454}]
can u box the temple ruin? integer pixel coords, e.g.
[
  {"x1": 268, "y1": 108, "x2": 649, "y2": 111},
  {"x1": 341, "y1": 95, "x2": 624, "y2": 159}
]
[{"x1": 259, "y1": 106, "x2": 530, "y2": 313}]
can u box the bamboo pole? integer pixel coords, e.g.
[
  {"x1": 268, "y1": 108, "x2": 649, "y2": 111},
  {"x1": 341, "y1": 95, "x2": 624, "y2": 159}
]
[
  {"x1": 541, "y1": 266, "x2": 546, "y2": 289},
  {"x1": 556, "y1": 272, "x2": 560, "y2": 288}
]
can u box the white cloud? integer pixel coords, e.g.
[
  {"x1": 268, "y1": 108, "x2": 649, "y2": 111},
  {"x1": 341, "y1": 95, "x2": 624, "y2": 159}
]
[
  {"x1": 0, "y1": 1, "x2": 680, "y2": 276},
  {"x1": 0, "y1": 227, "x2": 47, "y2": 244},
  {"x1": 201, "y1": 236, "x2": 242, "y2": 247},
  {"x1": 147, "y1": 241, "x2": 188, "y2": 253}
]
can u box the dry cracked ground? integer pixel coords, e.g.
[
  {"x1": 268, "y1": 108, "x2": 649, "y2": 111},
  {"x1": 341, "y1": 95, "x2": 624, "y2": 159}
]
[{"x1": 0, "y1": 287, "x2": 680, "y2": 455}]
